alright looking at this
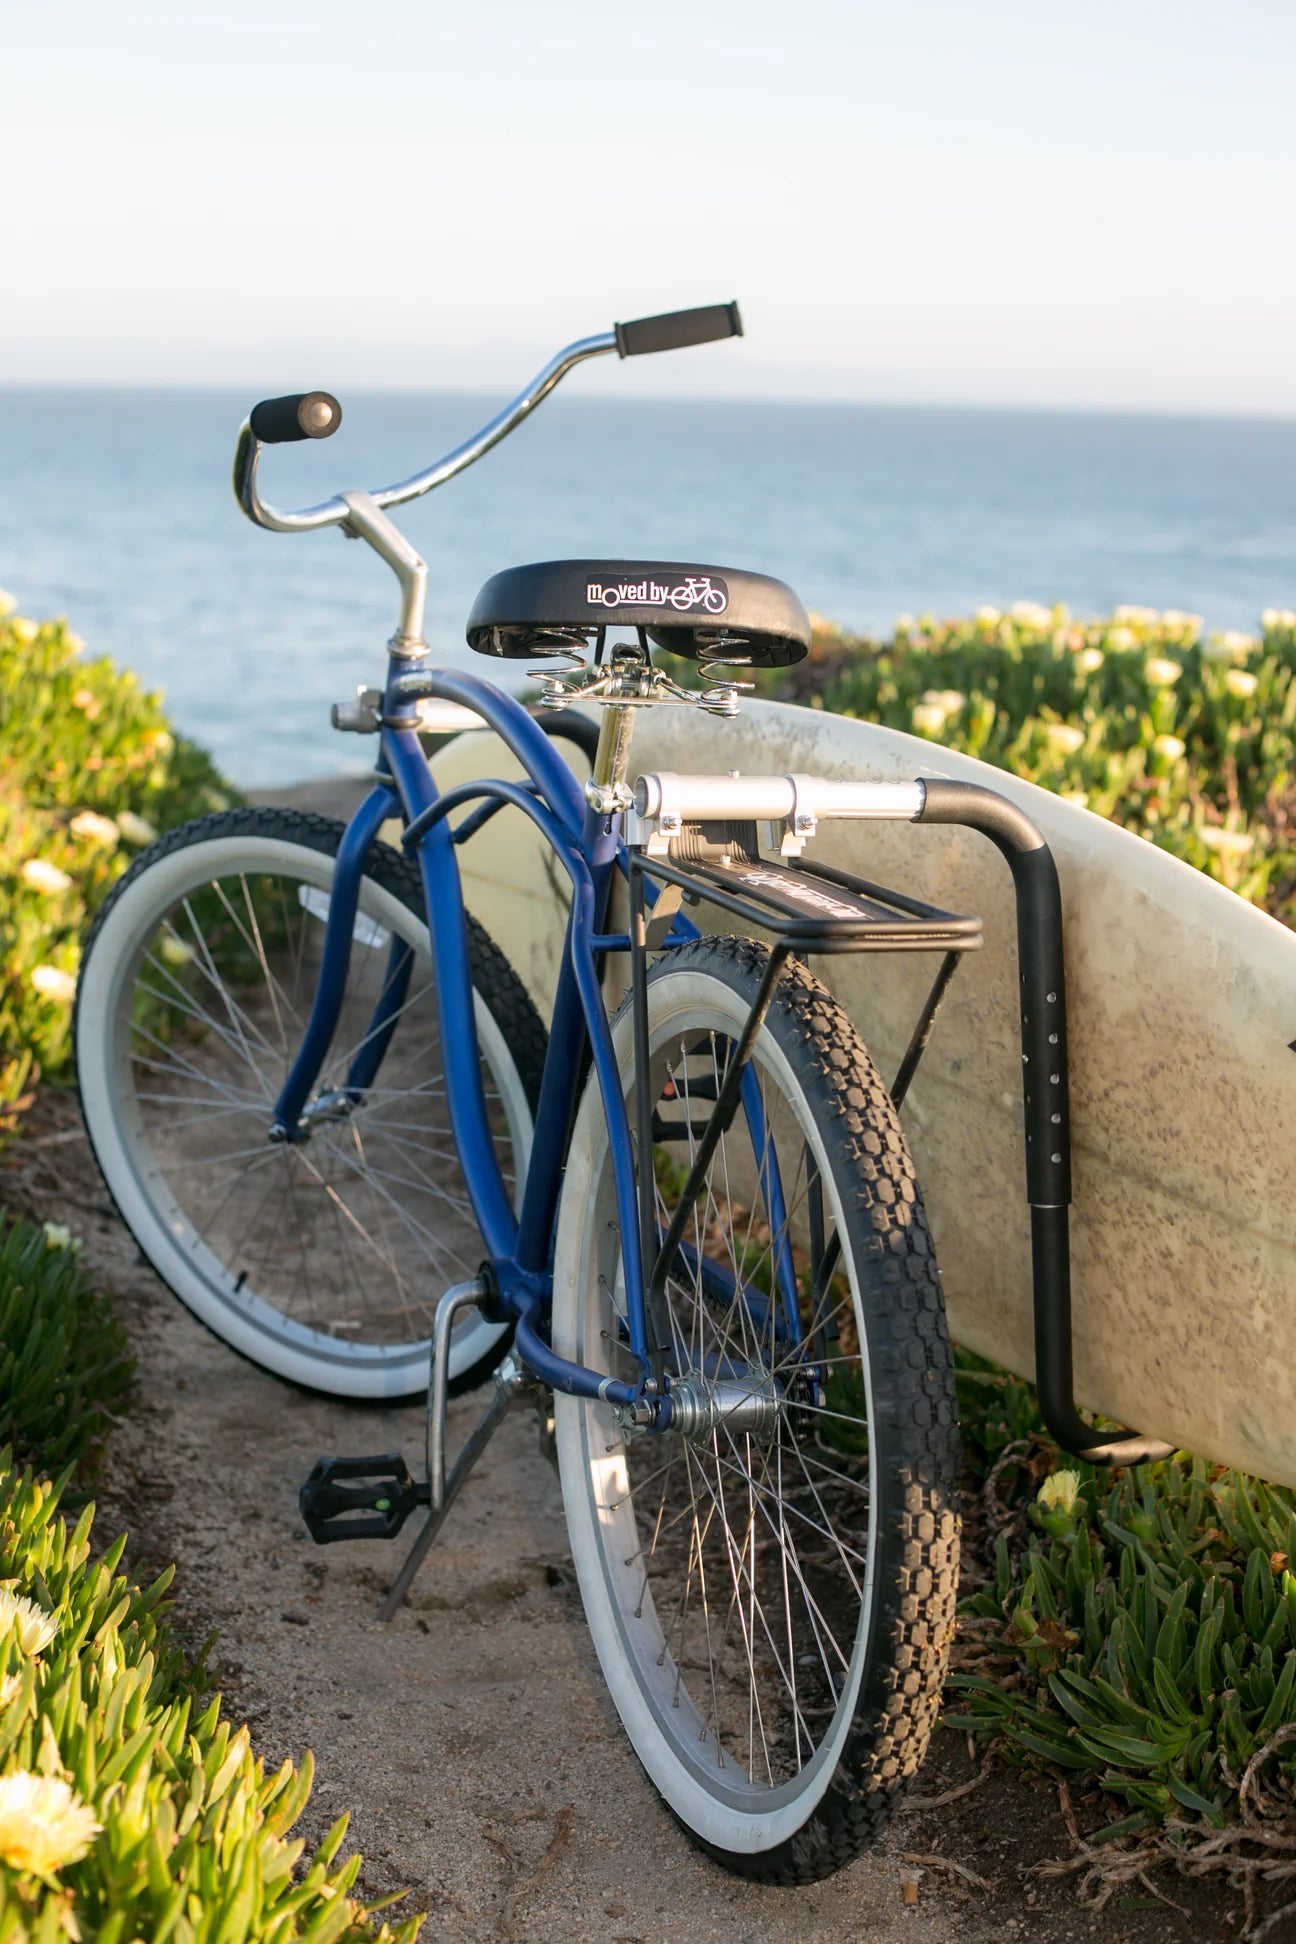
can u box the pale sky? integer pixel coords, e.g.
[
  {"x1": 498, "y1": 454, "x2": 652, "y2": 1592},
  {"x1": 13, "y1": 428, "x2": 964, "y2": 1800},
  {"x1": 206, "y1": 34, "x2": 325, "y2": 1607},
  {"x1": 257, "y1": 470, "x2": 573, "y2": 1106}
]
[{"x1": 3, "y1": 0, "x2": 1293, "y2": 411}]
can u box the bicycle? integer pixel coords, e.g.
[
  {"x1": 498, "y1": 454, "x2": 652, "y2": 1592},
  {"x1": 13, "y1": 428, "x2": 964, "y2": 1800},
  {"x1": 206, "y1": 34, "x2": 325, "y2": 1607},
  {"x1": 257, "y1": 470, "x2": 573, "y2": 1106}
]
[{"x1": 75, "y1": 301, "x2": 1167, "y2": 1881}]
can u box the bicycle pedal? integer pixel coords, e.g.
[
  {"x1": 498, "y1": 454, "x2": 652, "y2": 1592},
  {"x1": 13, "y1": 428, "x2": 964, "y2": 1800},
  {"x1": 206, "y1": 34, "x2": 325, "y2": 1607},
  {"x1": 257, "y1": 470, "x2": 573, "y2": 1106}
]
[{"x1": 299, "y1": 1453, "x2": 429, "y2": 1544}]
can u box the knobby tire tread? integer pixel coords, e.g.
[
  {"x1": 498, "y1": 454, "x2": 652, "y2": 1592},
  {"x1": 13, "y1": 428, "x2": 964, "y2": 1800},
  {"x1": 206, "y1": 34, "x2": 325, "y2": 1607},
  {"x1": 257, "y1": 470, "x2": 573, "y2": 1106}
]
[{"x1": 639, "y1": 936, "x2": 959, "y2": 1883}]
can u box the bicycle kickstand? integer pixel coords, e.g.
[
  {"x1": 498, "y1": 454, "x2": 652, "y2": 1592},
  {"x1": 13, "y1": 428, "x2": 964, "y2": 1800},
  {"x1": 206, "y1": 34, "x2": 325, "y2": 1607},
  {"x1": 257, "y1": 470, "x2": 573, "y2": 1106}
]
[{"x1": 297, "y1": 1280, "x2": 547, "y2": 1622}]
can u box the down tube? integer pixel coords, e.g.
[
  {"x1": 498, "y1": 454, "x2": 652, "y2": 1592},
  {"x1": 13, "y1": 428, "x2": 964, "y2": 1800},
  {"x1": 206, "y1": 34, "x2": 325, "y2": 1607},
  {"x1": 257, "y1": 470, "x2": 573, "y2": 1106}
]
[{"x1": 381, "y1": 725, "x2": 518, "y2": 1265}]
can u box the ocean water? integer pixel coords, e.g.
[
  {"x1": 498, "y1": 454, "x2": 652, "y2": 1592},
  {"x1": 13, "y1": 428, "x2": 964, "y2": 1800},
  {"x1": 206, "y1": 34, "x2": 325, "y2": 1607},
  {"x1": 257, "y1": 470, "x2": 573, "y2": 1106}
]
[{"x1": 1, "y1": 388, "x2": 1294, "y2": 787}]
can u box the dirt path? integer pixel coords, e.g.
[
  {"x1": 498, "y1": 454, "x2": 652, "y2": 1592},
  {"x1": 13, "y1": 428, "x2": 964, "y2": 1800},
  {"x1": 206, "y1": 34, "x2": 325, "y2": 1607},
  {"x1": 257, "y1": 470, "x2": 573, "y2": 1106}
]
[{"x1": 14, "y1": 1083, "x2": 963, "y2": 1944}]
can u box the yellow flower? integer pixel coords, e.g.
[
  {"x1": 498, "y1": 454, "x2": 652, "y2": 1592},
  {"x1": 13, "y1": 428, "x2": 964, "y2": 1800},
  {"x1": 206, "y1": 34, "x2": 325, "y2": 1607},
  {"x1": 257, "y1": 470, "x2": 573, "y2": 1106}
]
[
  {"x1": 1113, "y1": 604, "x2": 1157, "y2": 625},
  {"x1": 116, "y1": 811, "x2": 158, "y2": 846},
  {"x1": 1145, "y1": 657, "x2": 1182, "y2": 686},
  {"x1": 0, "y1": 1773, "x2": 101, "y2": 1876},
  {"x1": 1203, "y1": 630, "x2": 1255, "y2": 662},
  {"x1": 42, "y1": 1223, "x2": 81, "y2": 1255},
  {"x1": 1078, "y1": 648, "x2": 1104, "y2": 675},
  {"x1": 1038, "y1": 1470, "x2": 1081, "y2": 1517},
  {"x1": 1160, "y1": 609, "x2": 1202, "y2": 637},
  {"x1": 1226, "y1": 669, "x2": 1258, "y2": 699},
  {"x1": 1044, "y1": 723, "x2": 1085, "y2": 756},
  {"x1": 911, "y1": 702, "x2": 948, "y2": 736},
  {"x1": 1107, "y1": 626, "x2": 1137, "y2": 651},
  {"x1": 1153, "y1": 734, "x2": 1185, "y2": 760},
  {"x1": 893, "y1": 613, "x2": 915, "y2": 634},
  {"x1": 921, "y1": 688, "x2": 966, "y2": 714},
  {"x1": 11, "y1": 617, "x2": 38, "y2": 644},
  {"x1": 1261, "y1": 608, "x2": 1295, "y2": 632},
  {"x1": 1011, "y1": 600, "x2": 1052, "y2": 628},
  {"x1": 0, "y1": 1590, "x2": 58, "y2": 1658},
  {"x1": 62, "y1": 631, "x2": 86, "y2": 655},
  {"x1": 1200, "y1": 827, "x2": 1255, "y2": 857},
  {"x1": 159, "y1": 936, "x2": 195, "y2": 967},
  {"x1": 21, "y1": 859, "x2": 72, "y2": 896},
  {"x1": 69, "y1": 811, "x2": 119, "y2": 845},
  {"x1": 0, "y1": 589, "x2": 15, "y2": 617},
  {"x1": 975, "y1": 605, "x2": 1001, "y2": 625},
  {"x1": 30, "y1": 966, "x2": 77, "y2": 1004}
]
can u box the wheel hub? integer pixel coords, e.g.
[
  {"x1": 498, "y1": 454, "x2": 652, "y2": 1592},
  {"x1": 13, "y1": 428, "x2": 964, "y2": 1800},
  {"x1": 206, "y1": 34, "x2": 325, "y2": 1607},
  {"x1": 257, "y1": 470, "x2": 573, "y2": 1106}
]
[{"x1": 666, "y1": 1371, "x2": 783, "y2": 1443}]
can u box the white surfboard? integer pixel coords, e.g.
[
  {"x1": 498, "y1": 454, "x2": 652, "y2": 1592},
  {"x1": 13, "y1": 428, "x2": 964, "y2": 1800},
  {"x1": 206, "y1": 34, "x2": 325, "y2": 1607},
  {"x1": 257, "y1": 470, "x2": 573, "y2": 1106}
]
[{"x1": 432, "y1": 698, "x2": 1296, "y2": 1486}]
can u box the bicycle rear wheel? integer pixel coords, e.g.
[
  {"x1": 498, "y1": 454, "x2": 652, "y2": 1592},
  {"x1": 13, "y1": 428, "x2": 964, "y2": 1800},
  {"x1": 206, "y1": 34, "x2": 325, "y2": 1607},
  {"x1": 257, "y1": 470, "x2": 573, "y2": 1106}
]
[
  {"x1": 75, "y1": 807, "x2": 545, "y2": 1400},
  {"x1": 552, "y1": 936, "x2": 958, "y2": 1879}
]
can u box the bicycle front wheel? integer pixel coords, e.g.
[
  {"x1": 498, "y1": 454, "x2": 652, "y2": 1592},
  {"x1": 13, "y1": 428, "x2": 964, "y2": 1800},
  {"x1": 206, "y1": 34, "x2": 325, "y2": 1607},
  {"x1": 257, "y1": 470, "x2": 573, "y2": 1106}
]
[
  {"x1": 76, "y1": 807, "x2": 546, "y2": 1400},
  {"x1": 552, "y1": 936, "x2": 958, "y2": 1880}
]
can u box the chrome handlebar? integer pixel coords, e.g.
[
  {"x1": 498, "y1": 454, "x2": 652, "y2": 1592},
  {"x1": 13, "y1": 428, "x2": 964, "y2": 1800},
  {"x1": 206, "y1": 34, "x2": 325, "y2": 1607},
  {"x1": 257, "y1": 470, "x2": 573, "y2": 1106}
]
[{"x1": 232, "y1": 329, "x2": 619, "y2": 536}]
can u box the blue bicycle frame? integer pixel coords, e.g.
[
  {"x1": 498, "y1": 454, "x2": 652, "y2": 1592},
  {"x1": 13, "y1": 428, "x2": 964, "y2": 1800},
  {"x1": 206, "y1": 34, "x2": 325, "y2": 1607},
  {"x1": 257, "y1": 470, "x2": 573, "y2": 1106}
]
[{"x1": 268, "y1": 663, "x2": 698, "y2": 1415}]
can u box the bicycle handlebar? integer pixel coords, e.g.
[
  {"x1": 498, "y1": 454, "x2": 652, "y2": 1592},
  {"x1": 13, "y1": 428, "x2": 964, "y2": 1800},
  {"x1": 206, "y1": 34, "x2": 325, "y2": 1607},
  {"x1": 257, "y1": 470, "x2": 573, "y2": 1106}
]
[
  {"x1": 249, "y1": 392, "x2": 343, "y2": 444},
  {"x1": 233, "y1": 305, "x2": 742, "y2": 536}
]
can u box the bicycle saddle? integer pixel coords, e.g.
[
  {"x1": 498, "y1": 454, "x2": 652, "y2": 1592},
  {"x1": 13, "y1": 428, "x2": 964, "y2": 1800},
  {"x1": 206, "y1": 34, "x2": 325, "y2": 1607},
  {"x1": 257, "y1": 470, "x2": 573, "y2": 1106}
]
[{"x1": 465, "y1": 559, "x2": 811, "y2": 667}]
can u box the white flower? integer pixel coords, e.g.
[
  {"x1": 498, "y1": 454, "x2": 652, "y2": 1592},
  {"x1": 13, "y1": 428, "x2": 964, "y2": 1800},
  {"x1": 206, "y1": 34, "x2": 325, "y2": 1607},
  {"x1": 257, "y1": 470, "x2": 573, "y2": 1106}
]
[
  {"x1": 1060, "y1": 788, "x2": 1090, "y2": 807},
  {"x1": 1145, "y1": 657, "x2": 1182, "y2": 687},
  {"x1": 1261, "y1": 608, "x2": 1296, "y2": 632},
  {"x1": 1011, "y1": 600, "x2": 1052, "y2": 629},
  {"x1": 1113, "y1": 604, "x2": 1158, "y2": 625},
  {"x1": 1222, "y1": 630, "x2": 1256, "y2": 656},
  {"x1": 10, "y1": 617, "x2": 37, "y2": 644},
  {"x1": 1044, "y1": 723, "x2": 1085, "y2": 756},
  {"x1": 1226, "y1": 669, "x2": 1258, "y2": 699},
  {"x1": 116, "y1": 811, "x2": 158, "y2": 846},
  {"x1": 69, "y1": 811, "x2": 119, "y2": 845},
  {"x1": 0, "y1": 1772, "x2": 101, "y2": 1876},
  {"x1": 1153, "y1": 734, "x2": 1185, "y2": 760},
  {"x1": 0, "y1": 1673, "x2": 24, "y2": 1711},
  {"x1": 30, "y1": 966, "x2": 77, "y2": 1004},
  {"x1": 62, "y1": 630, "x2": 85, "y2": 655},
  {"x1": 893, "y1": 613, "x2": 915, "y2": 633},
  {"x1": 0, "y1": 1591, "x2": 58, "y2": 1659},
  {"x1": 21, "y1": 860, "x2": 72, "y2": 896},
  {"x1": 1160, "y1": 609, "x2": 1202, "y2": 636},
  {"x1": 42, "y1": 1223, "x2": 80, "y2": 1254},
  {"x1": 911, "y1": 702, "x2": 948, "y2": 736},
  {"x1": 1107, "y1": 626, "x2": 1137, "y2": 651},
  {"x1": 975, "y1": 605, "x2": 1001, "y2": 625},
  {"x1": 0, "y1": 589, "x2": 14, "y2": 617},
  {"x1": 1199, "y1": 826, "x2": 1255, "y2": 857},
  {"x1": 921, "y1": 688, "x2": 966, "y2": 713},
  {"x1": 1078, "y1": 648, "x2": 1105, "y2": 675}
]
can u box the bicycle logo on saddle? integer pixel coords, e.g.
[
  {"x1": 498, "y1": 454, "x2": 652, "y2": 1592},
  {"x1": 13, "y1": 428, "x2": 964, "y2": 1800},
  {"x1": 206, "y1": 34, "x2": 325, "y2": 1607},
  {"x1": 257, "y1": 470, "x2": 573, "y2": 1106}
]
[{"x1": 586, "y1": 572, "x2": 728, "y2": 614}]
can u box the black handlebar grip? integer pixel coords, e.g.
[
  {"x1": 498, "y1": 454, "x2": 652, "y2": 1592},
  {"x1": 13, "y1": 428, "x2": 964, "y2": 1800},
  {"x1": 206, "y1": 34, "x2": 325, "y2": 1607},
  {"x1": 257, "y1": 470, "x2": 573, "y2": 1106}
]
[
  {"x1": 614, "y1": 303, "x2": 743, "y2": 358},
  {"x1": 248, "y1": 391, "x2": 343, "y2": 444}
]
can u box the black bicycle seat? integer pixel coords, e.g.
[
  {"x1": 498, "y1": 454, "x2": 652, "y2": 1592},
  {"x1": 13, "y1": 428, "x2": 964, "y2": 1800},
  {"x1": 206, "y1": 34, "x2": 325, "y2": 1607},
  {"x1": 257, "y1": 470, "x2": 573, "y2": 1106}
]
[{"x1": 465, "y1": 560, "x2": 811, "y2": 667}]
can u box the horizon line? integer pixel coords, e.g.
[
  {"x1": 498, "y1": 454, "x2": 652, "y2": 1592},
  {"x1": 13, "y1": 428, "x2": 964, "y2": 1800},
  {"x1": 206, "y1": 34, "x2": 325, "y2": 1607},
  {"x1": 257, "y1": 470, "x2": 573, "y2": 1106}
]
[{"x1": 2, "y1": 377, "x2": 1295, "y2": 428}]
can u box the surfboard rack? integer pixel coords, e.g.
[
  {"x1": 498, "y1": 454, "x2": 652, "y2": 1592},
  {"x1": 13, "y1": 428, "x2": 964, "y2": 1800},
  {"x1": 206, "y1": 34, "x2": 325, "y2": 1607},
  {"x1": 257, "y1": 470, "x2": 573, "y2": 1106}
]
[
  {"x1": 917, "y1": 780, "x2": 1177, "y2": 1468},
  {"x1": 624, "y1": 772, "x2": 1176, "y2": 1470}
]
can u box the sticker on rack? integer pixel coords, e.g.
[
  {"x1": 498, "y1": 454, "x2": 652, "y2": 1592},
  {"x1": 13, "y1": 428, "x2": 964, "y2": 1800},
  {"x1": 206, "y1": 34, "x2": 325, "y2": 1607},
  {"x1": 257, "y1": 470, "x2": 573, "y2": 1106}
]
[
  {"x1": 298, "y1": 885, "x2": 391, "y2": 949},
  {"x1": 586, "y1": 574, "x2": 728, "y2": 615}
]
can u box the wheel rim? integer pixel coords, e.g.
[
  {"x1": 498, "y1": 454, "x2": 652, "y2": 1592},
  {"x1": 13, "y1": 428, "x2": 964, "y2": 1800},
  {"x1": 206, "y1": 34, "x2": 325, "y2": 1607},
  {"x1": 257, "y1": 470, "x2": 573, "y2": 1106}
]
[
  {"x1": 556, "y1": 972, "x2": 879, "y2": 1849},
  {"x1": 81, "y1": 833, "x2": 531, "y2": 1382}
]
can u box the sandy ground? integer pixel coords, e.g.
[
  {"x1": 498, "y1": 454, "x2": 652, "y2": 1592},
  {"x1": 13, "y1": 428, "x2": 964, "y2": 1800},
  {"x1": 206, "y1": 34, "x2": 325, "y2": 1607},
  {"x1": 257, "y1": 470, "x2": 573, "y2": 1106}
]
[{"x1": 58, "y1": 1160, "x2": 958, "y2": 1944}]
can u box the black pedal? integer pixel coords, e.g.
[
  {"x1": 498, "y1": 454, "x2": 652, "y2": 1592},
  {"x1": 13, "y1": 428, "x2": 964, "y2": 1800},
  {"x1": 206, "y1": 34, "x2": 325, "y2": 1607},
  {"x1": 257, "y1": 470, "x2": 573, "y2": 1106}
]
[{"x1": 299, "y1": 1453, "x2": 429, "y2": 1544}]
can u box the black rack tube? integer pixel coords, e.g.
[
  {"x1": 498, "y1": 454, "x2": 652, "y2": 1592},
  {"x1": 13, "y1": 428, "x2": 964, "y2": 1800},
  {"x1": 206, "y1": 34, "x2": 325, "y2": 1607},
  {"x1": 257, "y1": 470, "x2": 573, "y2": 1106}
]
[{"x1": 917, "y1": 780, "x2": 1175, "y2": 1467}]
